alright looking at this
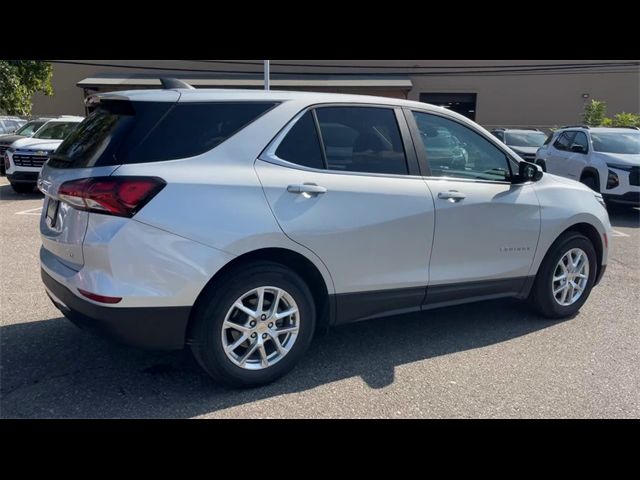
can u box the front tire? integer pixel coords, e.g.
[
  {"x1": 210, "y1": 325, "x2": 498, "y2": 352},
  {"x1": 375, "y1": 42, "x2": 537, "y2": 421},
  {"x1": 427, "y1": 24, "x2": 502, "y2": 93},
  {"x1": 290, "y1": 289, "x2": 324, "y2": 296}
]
[
  {"x1": 529, "y1": 232, "x2": 597, "y2": 319},
  {"x1": 190, "y1": 262, "x2": 316, "y2": 387}
]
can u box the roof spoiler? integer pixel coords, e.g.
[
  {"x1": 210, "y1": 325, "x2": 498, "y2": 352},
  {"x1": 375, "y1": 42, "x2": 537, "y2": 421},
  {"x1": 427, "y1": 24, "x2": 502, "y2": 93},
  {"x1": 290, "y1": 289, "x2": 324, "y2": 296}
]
[{"x1": 160, "y1": 78, "x2": 195, "y2": 90}]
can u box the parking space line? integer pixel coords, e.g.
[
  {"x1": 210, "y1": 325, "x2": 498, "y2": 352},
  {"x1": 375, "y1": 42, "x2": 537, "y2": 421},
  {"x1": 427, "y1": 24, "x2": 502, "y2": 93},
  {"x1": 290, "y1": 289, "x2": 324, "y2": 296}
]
[
  {"x1": 15, "y1": 207, "x2": 42, "y2": 216},
  {"x1": 610, "y1": 229, "x2": 630, "y2": 238}
]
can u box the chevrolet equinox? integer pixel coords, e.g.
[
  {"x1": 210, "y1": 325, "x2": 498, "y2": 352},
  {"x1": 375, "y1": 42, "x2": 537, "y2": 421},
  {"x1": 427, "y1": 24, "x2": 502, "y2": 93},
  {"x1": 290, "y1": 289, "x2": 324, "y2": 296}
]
[{"x1": 38, "y1": 86, "x2": 611, "y2": 387}]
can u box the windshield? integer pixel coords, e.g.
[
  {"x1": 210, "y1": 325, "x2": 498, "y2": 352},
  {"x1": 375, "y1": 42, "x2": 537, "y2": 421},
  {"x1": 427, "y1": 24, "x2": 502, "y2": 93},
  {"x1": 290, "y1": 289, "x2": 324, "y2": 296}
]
[
  {"x1": 591, "y1": 132, "x2": 640, "y2": 154},
  {"x1": 505, "y1": 131, "x2": 548, "y2": 148},
  {"x1": 33, "y1": 121, "x2": 79, "y2": 140},
  {"x1": 15, "y1": 121, "x2": 45, "y2": 136}
]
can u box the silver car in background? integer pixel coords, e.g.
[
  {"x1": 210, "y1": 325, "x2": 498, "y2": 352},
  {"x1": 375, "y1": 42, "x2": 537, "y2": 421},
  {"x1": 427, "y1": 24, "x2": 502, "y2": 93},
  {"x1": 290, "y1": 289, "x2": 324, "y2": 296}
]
[{"x1": 38, "y1": 87, "x2": 611, "y2": 387}]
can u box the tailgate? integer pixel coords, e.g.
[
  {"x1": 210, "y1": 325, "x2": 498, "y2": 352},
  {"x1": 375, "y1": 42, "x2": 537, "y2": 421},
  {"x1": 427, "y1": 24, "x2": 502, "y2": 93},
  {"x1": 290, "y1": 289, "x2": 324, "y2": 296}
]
[{"x1": 38, "y1": 163, "x2": 119, "y2": 270}]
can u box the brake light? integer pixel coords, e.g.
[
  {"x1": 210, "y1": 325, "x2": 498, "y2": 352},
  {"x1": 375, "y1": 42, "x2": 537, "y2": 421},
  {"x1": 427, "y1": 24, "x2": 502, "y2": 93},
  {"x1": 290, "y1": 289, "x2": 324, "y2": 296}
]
[{"x1": 58, "y1": 176, "x2": 165, "y2": 218}]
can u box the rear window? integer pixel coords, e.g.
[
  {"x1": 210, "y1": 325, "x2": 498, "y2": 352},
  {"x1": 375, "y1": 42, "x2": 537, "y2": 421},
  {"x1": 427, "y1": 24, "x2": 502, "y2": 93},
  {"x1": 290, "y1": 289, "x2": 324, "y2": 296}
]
[{"x1": 49, "y1": 100, "x2": 277, "y2": 169}]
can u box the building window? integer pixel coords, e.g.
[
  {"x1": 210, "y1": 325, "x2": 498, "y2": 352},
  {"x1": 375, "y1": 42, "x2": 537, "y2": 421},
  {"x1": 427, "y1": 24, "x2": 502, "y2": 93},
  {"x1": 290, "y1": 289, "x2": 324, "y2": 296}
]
[{"x1": 420, "y1": 93, "x2": 478, "y2": 121}]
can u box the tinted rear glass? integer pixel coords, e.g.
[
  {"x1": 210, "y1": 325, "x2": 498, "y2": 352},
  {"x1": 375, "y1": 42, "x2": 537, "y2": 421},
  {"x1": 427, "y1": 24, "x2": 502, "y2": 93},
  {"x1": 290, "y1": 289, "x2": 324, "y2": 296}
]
[{"x1": 49, "y1": 100, "x2": 277, "y2": 169}]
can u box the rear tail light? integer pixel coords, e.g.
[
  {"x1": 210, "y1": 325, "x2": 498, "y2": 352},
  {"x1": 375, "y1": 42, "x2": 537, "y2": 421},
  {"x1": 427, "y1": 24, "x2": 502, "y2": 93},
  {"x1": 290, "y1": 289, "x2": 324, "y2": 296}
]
[{"x1": 58, "y1": 176, "x2": 165, "y2": 218}]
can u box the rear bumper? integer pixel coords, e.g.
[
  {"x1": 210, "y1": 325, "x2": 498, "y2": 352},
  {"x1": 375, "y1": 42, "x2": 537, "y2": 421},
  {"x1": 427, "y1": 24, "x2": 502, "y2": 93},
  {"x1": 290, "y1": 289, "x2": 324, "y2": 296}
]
[
  {"x1": 7, "y1": 171, "x2": 39, "y2": 183},
  {"x1": 42, "y1": 268, "x2": 190, "y2": 350}
]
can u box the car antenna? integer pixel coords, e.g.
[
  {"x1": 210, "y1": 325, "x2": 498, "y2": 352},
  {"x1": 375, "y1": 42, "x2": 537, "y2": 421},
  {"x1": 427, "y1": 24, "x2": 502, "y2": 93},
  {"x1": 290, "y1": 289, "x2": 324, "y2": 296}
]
[{"x1": 160, "y1": 78, "x2": 195, "y2": 90}]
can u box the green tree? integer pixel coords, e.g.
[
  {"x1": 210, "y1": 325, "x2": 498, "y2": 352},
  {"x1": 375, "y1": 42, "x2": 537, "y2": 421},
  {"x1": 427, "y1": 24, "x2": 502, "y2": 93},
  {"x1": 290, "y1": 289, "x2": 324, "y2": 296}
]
[
  {"x1": 0, "y1": 60, "x2": 53, "y2": 116},
  {"x1": 582, "y1": 99, "x2": 607, "y2": 126},
  {"x1": 608, "y1": 112, "x2": 640, "y2": 128}
]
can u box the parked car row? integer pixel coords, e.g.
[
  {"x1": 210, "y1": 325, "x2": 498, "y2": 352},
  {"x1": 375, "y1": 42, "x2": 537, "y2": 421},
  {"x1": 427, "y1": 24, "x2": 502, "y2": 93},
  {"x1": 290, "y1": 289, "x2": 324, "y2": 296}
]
[
  {"x1": 0, "y1": 116, "x2": 27, "y2": 135},
  {"x1": 1, "y1": 115, "x2": 84, "y2": 192},
  {"x1": 490, "y1": 127, "x2": 640, "y2": 206}
]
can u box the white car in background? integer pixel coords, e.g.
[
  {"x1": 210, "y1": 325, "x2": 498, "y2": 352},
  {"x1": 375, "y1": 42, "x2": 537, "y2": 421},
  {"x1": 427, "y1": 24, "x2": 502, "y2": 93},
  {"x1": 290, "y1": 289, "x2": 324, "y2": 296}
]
[
  {"x1": 535, "y1": 126, "x2": 640, "y2": 206},
  {"x1": 0, "y1": 118, "x2": 54, "y2": 176},
  {"x1": 4, "y1": 116, "x2": 84, "y2": 193}
]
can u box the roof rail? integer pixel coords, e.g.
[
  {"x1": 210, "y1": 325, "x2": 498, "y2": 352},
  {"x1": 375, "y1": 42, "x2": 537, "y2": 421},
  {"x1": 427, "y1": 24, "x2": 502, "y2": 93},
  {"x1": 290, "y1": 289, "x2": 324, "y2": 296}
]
[
  {"x1": 159, "y1": 78, "x2": 195, "y2": 90},
  {"x1": 609, "y1": 125, "x2": 640, "y2": 130},
  {"x1": 560, "y1": 125, "x2": 590, "y2": 129},
  {"x1": 490, "y1": 127, "x2": 543, "y2": 132}
]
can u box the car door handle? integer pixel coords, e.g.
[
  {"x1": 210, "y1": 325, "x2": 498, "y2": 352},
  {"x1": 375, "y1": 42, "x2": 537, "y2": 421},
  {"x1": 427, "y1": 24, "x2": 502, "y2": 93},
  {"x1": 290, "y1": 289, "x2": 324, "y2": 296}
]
[
  {"x1": 287, "y1": 183, "x2": 327, "y2": 195},
  {"x1": 437, "y1": 190, "x2": 466, "y2": 201}
]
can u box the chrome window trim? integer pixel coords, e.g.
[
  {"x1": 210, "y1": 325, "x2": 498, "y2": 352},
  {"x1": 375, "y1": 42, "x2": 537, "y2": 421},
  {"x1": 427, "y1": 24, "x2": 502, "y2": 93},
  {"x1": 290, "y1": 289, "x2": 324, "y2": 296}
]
[{"x1": 421, "y1": 175, "x2": 529, "y2": 186}]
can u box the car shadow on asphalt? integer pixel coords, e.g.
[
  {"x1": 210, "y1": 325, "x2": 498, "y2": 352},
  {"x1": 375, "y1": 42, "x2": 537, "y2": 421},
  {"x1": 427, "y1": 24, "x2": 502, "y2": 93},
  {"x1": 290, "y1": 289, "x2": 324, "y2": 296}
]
[
  {"x1": 0, "y1": 183, "x2": 43, "y2": 201},
  {"x1": 0, "y1": 298, "x2": 566, "y2": 418},
  {"x1": 608, "y1": 205, "x2": 639, "y2": 229}
]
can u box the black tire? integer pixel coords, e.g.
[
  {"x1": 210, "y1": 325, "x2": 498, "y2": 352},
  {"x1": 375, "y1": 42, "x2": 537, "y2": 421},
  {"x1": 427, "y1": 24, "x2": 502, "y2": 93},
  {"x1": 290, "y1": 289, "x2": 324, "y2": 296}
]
[
  {"x1": 528, "y1": 232, "x2": 597, "y2": 319},
  {"x1": 10, "y1": 182, "x2": 35, "y2": 194},
  {"x1": 190, "y1": 261, "x2": 316, "y2": 387},
  {"x1": 580, "y1": 174, "x2": 599, "y2": 192}
]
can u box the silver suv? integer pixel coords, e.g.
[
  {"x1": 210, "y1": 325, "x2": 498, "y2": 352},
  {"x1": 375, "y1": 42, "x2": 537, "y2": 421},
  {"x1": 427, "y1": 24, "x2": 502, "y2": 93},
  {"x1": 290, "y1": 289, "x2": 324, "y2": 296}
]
[
  {"x1": 535, "y1": 126, "x2": 640, "y2": 206},
  {"x1": 38, "y1": 87, "x2": 611, "y2": 387}
]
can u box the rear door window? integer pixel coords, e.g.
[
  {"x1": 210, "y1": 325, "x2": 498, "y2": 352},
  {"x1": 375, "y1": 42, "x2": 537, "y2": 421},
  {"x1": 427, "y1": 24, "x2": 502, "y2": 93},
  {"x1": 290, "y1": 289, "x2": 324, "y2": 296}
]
[
  {"x1": 315, "y1": 107, "x2": 408, "y2": 175},
  {"x1": 50, "y1": 101, "x2": 277, "y2": 169}
]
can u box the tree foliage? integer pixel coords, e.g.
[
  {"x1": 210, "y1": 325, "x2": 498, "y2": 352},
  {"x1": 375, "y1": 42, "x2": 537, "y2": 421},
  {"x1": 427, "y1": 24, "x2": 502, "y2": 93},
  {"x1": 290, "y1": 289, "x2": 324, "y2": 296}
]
[
  {"x1": 582, "y1": 100, "x2": 607, "y2": 127},
  {"x1": 601, "y1": 112, "x2": 640, "y2": 128},
  {"x1": 0, "y1": 60, "x2": 53, "y2": 116},
  {"x1": 582, "y1": 99, "x2": 640, "y2": 128}
]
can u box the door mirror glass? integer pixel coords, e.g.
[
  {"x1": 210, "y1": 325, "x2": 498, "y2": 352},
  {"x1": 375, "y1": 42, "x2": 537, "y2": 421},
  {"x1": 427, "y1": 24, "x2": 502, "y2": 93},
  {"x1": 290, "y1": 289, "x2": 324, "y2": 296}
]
[{"x1": 516, "y1": 161, "x2": 543, "y2": 183}]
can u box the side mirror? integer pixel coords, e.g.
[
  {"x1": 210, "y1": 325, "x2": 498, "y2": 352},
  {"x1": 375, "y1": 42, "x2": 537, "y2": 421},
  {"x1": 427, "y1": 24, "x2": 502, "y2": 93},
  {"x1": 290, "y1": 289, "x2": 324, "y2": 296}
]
[
  {"x1": 516, "y1": 161, "x2": 543, "y2": 183},
  {"x1": 571, "y1": 144, "x2": 587, "y2": 154}
]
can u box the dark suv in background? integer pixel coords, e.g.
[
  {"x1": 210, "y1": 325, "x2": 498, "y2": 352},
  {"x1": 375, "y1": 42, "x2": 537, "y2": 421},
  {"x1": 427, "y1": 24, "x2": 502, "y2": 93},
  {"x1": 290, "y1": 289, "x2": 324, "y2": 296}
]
[{"x1": 491, "y1": 128, "x2": 549, "y2": 163}]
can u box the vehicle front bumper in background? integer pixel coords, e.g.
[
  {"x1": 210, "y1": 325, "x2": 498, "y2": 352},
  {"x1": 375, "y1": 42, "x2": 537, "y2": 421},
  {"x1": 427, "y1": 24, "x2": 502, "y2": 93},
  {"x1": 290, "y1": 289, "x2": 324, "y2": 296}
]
[
  {"x1": 7, "y1": 171, "x2": 39, "y2": 183},
  {"x1": 41, "y1": 268, "x2": 190, "y2": 350},
  {"x1": 603, "y1": 191, "x2": 640, "y2": 205}
]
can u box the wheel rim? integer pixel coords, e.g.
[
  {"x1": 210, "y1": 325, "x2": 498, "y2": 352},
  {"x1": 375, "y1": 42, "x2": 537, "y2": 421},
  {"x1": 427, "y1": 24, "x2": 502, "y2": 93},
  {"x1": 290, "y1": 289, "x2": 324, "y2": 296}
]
[
  {"x1": 552, "y1": 248, "x2": 590, "y2": 307},
  {"x1": 221, "y1": 286, "x2": 300, "y2": 370}
]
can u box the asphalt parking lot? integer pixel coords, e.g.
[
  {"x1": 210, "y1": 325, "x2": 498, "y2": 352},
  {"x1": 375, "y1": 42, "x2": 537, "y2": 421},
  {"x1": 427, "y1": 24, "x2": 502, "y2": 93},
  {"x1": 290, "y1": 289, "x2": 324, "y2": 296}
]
[{"x1": 1, "y1": 176, "x2": 638, "y2": 419}]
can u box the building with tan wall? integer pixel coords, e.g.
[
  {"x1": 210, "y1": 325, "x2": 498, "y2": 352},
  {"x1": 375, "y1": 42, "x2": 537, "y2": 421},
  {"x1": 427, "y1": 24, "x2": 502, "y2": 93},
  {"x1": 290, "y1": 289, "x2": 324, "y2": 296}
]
[{"x1": 31, "y1": 60, "x2": 639, "y2": 131}]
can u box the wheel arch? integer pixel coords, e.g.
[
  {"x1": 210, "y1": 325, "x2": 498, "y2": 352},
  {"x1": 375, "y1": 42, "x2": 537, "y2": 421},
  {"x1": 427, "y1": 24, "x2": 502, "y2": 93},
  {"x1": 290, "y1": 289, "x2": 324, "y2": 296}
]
[
  {"x1": 545, "y1": 222, "x2": 604, "y2": 281},
  {"x1": 186, "y1": 247, "x2": 334, "y2": 342},
  {"x1": 580, "y1": 166, "x2": 602, "y2": 191}
]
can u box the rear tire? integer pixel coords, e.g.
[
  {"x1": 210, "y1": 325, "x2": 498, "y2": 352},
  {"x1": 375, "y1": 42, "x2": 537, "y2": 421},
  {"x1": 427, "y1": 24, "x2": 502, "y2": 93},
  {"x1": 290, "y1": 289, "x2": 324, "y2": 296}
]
[
  {"x1": 190, "y1": 261, "x2": 316, "y2": 388},
  {"x1": 528, "y1": 232, "x2": 597, "y2": 319},
  {"x1": 10, "y1": 182, "x2": 35, "y2": 194}
]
